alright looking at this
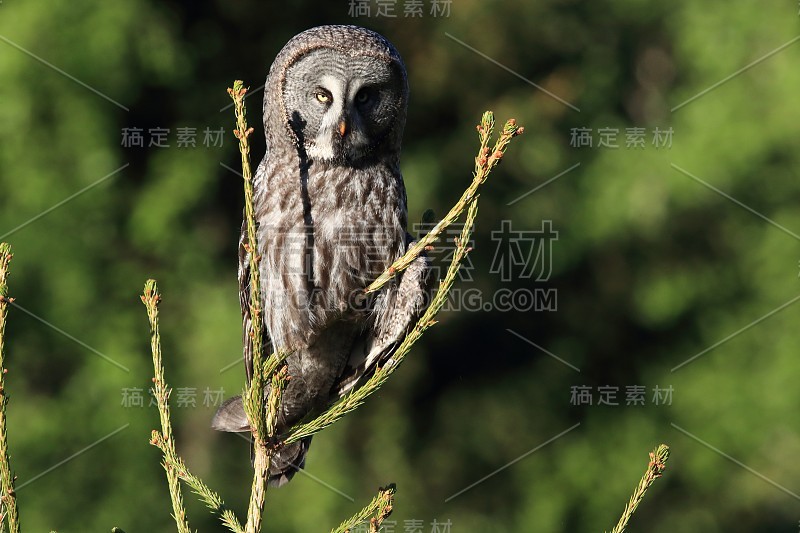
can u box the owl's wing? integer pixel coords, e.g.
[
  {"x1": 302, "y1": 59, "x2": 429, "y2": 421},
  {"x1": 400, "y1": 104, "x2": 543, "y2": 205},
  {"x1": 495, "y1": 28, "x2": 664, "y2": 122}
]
[{"x1": 333, "y1": 237, "x2": 433, "y2": 398}]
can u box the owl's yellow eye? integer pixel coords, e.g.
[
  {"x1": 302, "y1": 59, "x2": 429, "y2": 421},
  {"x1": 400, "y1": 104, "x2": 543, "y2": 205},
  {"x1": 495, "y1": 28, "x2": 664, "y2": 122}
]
[{"x1": 315, "y1": 91, "x2": 331, "y2": 104}]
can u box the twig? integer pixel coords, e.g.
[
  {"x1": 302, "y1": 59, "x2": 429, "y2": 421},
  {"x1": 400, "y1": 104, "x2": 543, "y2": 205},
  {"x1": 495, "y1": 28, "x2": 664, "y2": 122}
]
[
  {"x1": 150, "y1": 432, "x2": 243, "y2": 533},
  {"x1": 331, "y1": 484, "x2": 396, "y2": 533},
  {"x1": 0, "y1": 243, "x2": 20, "y2": 533},
  {"x1": 225, "y1": 80, "x2": 523, "y2": 529},
  {"x1": 227, "y1": 80, "x2": 268, "y2": 443},
  {"x1": 287, "y1": 112, "x2": 522, "y2": 444},
  {"x1": 607, "y1": 444, "x2": 670, "y2": 533},
  {"x1": 144, "y1": 281, "x2": 244, "y2": 533},
  {"x1": 245, "y1": 367, "x2": 287, "y2": 533},
  {"x1": 228, "y1": 80, "x2": 287, "y2": 533},
  {"x1": 141, "y1": 280, "x2": 192, "y2": 533},
  {"x1": 366, "y1": 112, "x2": 523, "y2": 294}
]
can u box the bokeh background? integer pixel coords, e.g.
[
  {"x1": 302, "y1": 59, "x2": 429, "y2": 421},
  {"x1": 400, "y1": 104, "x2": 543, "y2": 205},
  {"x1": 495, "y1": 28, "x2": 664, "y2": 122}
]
[{"x1": 1, "y1": 1, "x2": 799, "y2": 531}]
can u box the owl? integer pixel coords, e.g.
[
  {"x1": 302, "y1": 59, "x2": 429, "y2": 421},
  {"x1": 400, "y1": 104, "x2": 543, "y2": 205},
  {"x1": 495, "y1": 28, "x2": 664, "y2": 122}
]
[{"x1": 212, "y1": 25, "x2": 432, "y2": 487}]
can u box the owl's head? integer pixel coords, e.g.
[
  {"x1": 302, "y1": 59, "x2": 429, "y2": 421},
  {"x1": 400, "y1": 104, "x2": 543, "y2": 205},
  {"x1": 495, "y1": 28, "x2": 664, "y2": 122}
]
[{"x1": 265, "y1": 26, "x2": 408, "y2": 166}]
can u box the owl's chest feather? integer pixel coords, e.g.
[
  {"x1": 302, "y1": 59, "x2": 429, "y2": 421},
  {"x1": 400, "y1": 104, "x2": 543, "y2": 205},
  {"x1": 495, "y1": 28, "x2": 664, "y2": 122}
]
[{"x1": 256, "y1": 158, "x2": 406, "y2": 346}]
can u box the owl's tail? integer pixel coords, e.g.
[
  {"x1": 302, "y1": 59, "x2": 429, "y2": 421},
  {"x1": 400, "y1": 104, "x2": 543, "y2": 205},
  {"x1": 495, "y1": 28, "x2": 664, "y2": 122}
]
[
  {"x1": 212, "y1": 395, "x2": 312, "y2": 487},
  {"x1": 268, "y1": 436, "x2": 312, "y2": 487}
]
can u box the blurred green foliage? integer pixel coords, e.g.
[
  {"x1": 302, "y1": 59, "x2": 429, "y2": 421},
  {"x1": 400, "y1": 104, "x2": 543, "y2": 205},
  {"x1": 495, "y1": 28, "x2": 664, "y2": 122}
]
[{"x1": 1, "y1": 0, "x2": 799, "y2": 531}]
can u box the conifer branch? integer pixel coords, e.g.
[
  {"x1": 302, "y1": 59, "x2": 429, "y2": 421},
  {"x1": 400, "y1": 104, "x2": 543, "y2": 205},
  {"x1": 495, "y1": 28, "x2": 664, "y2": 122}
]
[
  {"x1": 606, "y1": 444, "x2": 670, "y2": 533},
  {"x1": 143, "y1": 280, "x2": 243, "y2": 533},
  {"x1": 141, "y1": 280, "x2": 193, "y2": 533},
  {"x1": 150, "y1": 432, "x2": 244, "y2": 533},
  {"x1": 366, "y1": 112, "x2": 523, "y2": 293},
  {"x1": 286, "y1": 113, "x2": 521, "y2": 444},
  {"x1": 331, "y1": 484, "x2": 395, "y2": 533},
  {"x1": 0, "y1": 243, "x2": 20, "y2": 533},
  {"x1": 228, "y1": 80, "x2": 287, "y2": 533}
]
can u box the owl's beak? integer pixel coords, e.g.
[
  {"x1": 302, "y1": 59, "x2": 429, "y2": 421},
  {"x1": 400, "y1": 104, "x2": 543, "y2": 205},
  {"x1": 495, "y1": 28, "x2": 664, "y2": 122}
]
[{"x1": 337, "y1": 119, "x2": 348, "y2": 138}]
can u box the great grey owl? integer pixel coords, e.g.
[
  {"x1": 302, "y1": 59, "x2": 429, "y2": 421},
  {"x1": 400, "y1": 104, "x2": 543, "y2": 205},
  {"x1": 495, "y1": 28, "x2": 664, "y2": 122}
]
[{"x1": 212, "y1": 25, "x2": 432, "y2": 486}]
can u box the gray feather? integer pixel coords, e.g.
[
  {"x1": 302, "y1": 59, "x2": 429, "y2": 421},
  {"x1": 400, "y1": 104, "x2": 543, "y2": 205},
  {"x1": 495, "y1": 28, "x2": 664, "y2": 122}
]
[{"x1": 214, "y1": 25, "x2": 430, "y2": 486}]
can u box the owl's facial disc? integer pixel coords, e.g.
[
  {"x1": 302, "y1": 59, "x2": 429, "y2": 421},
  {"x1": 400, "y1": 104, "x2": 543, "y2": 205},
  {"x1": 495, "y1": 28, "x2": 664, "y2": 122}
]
[{"x1": 282, "y1": 49, "x2": 404, "y2": 165}]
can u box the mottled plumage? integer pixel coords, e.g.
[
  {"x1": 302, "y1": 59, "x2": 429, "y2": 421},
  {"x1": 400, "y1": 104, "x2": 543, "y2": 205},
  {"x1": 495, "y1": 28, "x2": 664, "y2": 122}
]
[{"x1": 212, "y1": 25, "x2": 432, "y2": 486}]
